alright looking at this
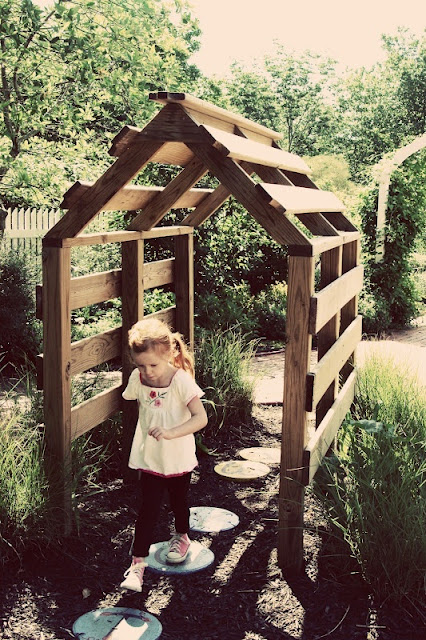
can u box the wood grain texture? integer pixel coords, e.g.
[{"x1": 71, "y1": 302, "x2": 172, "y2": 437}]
[
  {"x1": 278, "y1": 255, "x2": 315, "y2": 573},
  {"x1": 303, "y1": 370, "x2": 356, "y2": 485},
  {"x1": 188, "y1": 143, "x2": 310, "y2": 246},
  {"x1": 70, "y1": 327, "x2": 122, "y2": 376},
  {"x1": 257, "y1": 183, "x2": 344, "y2": 214},
  {"x1": 174, "y1": 233, "x2": 194, "y2": 349},
  {"x1": 71, "y1": 383, "x2": 122, "y2": 440},
  {"x1": 45, "y1": 140, "x2": 163, "y2": 239},
  {"x1": 61, "y1": 182, "x2": 212, "y2": 211}
]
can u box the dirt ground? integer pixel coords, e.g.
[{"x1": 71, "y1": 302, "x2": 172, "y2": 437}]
[{"x1": 1, "y1": 401, "x2": 425, "y2": 640}]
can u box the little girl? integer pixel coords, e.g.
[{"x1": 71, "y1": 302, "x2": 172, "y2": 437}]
[{"x1": 120, "y1": 317, "x2": 208, "y2": 592}]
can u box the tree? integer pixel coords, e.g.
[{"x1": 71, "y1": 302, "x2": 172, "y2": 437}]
[{"x1": 0, "y1": 0, "x2": 201, "y2": 202}]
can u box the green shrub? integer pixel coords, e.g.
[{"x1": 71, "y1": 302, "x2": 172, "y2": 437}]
[
  {"x1": 253, "y1": 282, "x2": 287, "y2": 342},
  {"x1": 314, "y1": 354, "x2": 426, "y2": 607},
  {"x1": 196, "y1": 283, "x2": 258, "y2": 336},
  {"x1": 0, "y1": 249, "x2": 41, "y2": 374},
  {"x1": 194, "y1": 328, "x2": 257, "y2": 445}
]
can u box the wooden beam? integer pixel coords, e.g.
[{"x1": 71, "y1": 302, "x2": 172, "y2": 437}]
[
  {"x1": 309, "y1": 265, "x2": 364, "y2": 335},
  {"x1": 70, "y1": 270, "x2": 122, "y2": 309},
  {"x1": 257, "y1": 183, "x2": 344, "y2": 215},
  {"x1": 279, "y1": 255, "x2": 315, "y2": 574},
  {"x1": 296, "y1": 212, "x2": 340, "y2": 237},
  {"x1": 303, "y1": 370, "x2": 356, "y2": 485},
  {"x1": 322, "y1": 211, "x2": 358, "y2": 232},
  {"x1": 42, "y1": 246, "x2": 72, "y2": 531},
  {"x1": 306, "y1": 315, "x2": 362, "y2": 412},
  {"x1": 288, "y1": 236, "x2": 343, "y2": 257},
  {"x1": 340, "y1": 239, "x2": 361, "y2": 383},
  {"x1": 127, "y1": 156, "x2": 208, "y2": 231},
  {"x1": 202, "y1": 125, "x2": 311, "y2": 175},
  {"x1": 71, "y1": 383, "x2": 122, "y2": 440},
  {"x1": 61, "y1": 182, "x2": 212, "y2": 211},
  {"x1": 143, "y1": 258, "x2": 174, "y2": 290},
  {"x1": 174, "y1": 233, "x2": 194, "y2": 349},
  {"x1": 70, "y1": 327, "x2": 122, "y2": 377},
  {"x1": 45, "y1": 140, "x2": 164, "y2": 239},
  {"x1": 149, "y1": 91, "x2": 283, "y2": 141},
  {"x1": 43, "y1": 226, "x2": 193, "y2": 248},
  {"x1": 188, "y1": 143, "x2": 310, "y2": 246}
]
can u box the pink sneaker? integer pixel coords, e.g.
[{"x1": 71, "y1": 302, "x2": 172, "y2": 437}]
[
  {"x1": 120, "y1": 561, "x2": 146, "y2": 592},
  {"x1": 167, "y1": 533, "x2": 191, "y2": 564}
]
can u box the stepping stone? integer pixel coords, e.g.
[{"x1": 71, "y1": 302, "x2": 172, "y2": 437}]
[
  {"x1": 214, "y1": 460, "x2": 270, "y2": 481},
  {"x1": 146, "y1": 540, "x2": 214, "y2": 575},
  {"x1": 72, "y1": 607, "x2": 162, "y2": 640},
  {"x1": 190, "y1": 506, "x2": 239, "y2": 532},
  {"x1": 239, "y1": 446, "x2": 281, "y2": 465}
]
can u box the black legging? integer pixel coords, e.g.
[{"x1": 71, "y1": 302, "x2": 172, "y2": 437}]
[{"x1": 132, "y1": 470, "x2": 192, "y2": 558}]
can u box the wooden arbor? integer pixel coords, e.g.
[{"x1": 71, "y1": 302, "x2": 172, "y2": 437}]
[{"x1": 40, "y1": 92, "x2": 362, "y2": 573}]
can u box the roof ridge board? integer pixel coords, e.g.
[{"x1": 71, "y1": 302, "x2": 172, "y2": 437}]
[{"x1": 149, "y1": 91, "x2": 283, "y2": 141}]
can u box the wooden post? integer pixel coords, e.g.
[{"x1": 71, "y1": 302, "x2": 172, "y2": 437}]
[
  {"x1": 174, "y1": 232, "x2": 194, "y2": 349},
  {"x1": 121, "y1": 239, "x2": 144, "y2": 479},
  {"x1": 340, "y1": 239, "x2": 360, "y2": 382},
  {"x1": 278, "y1": 254, "x2": 315, "y2": 573},
  {"x1": 42, "y1": 245, "x2": 72, "y2": 533},
  {"x1": 316, "y1": 246, "x2": 342, "y2": 426}
]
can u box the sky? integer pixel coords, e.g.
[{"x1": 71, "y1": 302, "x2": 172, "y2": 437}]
[
  {"x1": 34, "y1": 0, "x2": 425, "y2": 74},
  {"x1": 188, "y1": 0, "x2": 425, "y2": 75}
]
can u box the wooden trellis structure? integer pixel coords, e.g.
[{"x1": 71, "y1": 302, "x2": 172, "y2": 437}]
[{"x1": 39, "y1": 92, "x2": 363, "y2": 574}]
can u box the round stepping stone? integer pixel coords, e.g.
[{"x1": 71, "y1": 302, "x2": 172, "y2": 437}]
[
  {"x1": 72, "y1": 607, "x2": 162, "y2": 640},
  {"x1": 239, "y1": 446, "x2": 281, "y2": 465},
  {"x1": 146, "y1": 540, "x2": 214, "y2": 575},
  {"x1": 214, "y1": 459, "x2": 270, "y2": 480},
  {"x1": 190, "y1": 506, "x2": 239, "y2": 532}
]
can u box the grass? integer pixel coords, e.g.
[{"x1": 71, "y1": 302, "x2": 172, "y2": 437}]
[
  {"x1": 195, "y1": 327, "x2": 258, "y2": 445},
  {"x1": 314, "y1": 353, "x2": 426, "y2": 611}
]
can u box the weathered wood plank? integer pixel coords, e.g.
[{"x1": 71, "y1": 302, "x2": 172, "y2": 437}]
[
  {"x1": 143, "y1": 258, "x2": 174, "y2": 290},
  {"x1": 279, "y1": 255, "x2": 315, "y2": 573},
  {"x1": 257, "y1": 183, "x2": 344, "y2": 214},
  {"x1": 322, "y1": 211, "x2": 358, "y2": 232},
  {"x1": 202, "y1": 125, "x2": 311, "y2": 175},
  {"x1": 71, "y1": 383, "x2": 122, "y2": 440},
  {"x1": 188, "y1": 143, "x2": 310, "y2": 246},
  {"x1": 42, "y1": 246, "x2": 72, "y2": 531},
  {"x1": 149, "y1": 91, "x2": 283, "y2": 140},
  {"x1": 174, "y1": 233, "x2": 194, "y2": 349},
  {"x1": 296, "y1": 212, "x2": 340, "y2": 236},
  {"x1": 127, "y1": 156, "x2": 208, "y2": 231},
  {"x1": 306, "y1": 315, "x2": 362, "y2": 411},
  {"x1": 70, "y1": 327, "x2": 122, "y2": 376},
  {"x1": 45, "y1": 140, "x2": 163, "y2": 239},
  {"x1": 310, "y1": 265, "x2": 364, "y2": 335},
  {"x1": 43, "y1": 226, "x2": 193, "y2": 248},
  {"x1": 303, "y1": 370, "x2": 356, "y2": 485},
  {"x1": 61, "y1": 182, "x2": 212, "y2": 211},
  {"x1": 70, "y1": 270, "x2": 122, "y2": 309},
  {"x1": 315, "y1": 246, "x2": 343, "y2": 428},
  {"x1": 288, "y1": 236, "x2": 343, "y2": 257}
]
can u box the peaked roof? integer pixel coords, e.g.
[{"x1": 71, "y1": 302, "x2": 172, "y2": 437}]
[{"x1": 45, "y1": 91, "x2": 357, "y2": 254}]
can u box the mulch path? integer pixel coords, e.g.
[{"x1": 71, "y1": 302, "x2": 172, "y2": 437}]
[{"x1": 1, "y1": 405, "x2": 424, "y2": 640}]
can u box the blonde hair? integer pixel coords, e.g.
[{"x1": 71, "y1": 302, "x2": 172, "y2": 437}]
[{"x1": 128, "y1": 318, "x2": 194, "y2": 377}]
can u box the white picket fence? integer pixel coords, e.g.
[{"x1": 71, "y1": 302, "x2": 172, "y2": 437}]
[
  {"x1": 1, "y1": 207, "x2": 62, "y2": 254},
  {"x1": 1, "y1": 207, "x2": 112, "y2": 254}
]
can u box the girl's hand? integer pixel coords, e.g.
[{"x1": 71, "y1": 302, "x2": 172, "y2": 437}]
[{"x1": 148, "y1": 426, "x2": 171, "y2": 441}]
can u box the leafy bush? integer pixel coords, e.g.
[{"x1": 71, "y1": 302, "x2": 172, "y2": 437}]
[
  {"x1": 358, "y1": 152, "x2": 426, "y2": 332},
  {"x1": 196, "y1": 283, "x2": 258, "y2": 336},
  {"x1": 314, "y1": 354, "x2": 426, "y2": 607},
  {"x1": 0, "y1": 249, "x2": 41, "y2": 374},
  {"x1": 194, "y1": 328, "x2": 257, "y2": 445},
  {"x1": 253, "y1": 282, "x2": 287, "y2": 342}
]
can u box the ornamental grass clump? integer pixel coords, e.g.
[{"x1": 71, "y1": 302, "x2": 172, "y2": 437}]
[
  {"x1": 194, "y1": 327, "x2": 257, "y2": 444},
  {"x1": 314, "y1": 354, "x2": 426, "y2": 609}
]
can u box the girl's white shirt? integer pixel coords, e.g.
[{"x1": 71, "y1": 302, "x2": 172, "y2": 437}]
[{"x1": 123, "y1": 367, "x2": 204, "y2": 477}]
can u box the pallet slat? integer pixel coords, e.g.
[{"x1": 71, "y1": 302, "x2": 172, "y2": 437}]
[
  {"x1": 257, "y1": 184, "x2": 344, "y2": 214},
  {"x1": 70, "y1": 327, "x2": 122, "y2": 376},
  {"x1": 306, "y1": 315, "x2": 362, "y2": 411},
  {"x1": 61, "y1": 182, "x2": 212, "y2": 211},
  {"x1": 303, "y1": 370, "x2": 356, "y2": 485},
  {"x1": 202, "y1": 125, "x2": 311, "y2": 175},
  {"x1": 310, "y1": 266, "x2": 364, "y2": 334},
  {"x1": 71, "y1": 383, "x2": 122, "y2": 440}
]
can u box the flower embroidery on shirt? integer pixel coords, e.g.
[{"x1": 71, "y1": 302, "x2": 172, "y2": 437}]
[{"x1": 146, "y1": 389, "x2": 167, "y2": 407}]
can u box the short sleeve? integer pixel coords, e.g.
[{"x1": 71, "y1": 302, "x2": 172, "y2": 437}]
[
  {"x1": 122, "y1": 368, "x2": 140, "y2": 400},
  {"x1": 175, "y1": 369, "x2": 204, "y2": 406}
]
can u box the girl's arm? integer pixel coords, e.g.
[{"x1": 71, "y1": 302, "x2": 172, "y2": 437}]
[{"x1": 148, "y1": 396, "x2": 208, "y2": 441}]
